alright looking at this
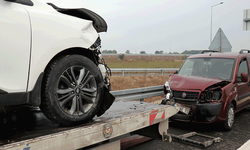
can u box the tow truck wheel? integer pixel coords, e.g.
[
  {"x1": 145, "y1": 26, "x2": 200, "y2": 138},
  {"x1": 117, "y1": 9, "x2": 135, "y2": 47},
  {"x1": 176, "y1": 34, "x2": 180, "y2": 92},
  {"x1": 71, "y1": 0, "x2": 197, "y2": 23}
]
[
  {"x1": 40, "y1": 55, "x2": 104, "y2": 126},
  {"x1": 222, "y1": 103, "x2": 235, "y2": 131}
]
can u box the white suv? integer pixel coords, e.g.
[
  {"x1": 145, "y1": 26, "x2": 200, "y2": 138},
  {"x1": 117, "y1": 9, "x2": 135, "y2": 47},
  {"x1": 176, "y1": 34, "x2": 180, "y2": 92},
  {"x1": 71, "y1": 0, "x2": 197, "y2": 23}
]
[{"x1": 0, "y1": 0, "x2": 114, "y2": 126}]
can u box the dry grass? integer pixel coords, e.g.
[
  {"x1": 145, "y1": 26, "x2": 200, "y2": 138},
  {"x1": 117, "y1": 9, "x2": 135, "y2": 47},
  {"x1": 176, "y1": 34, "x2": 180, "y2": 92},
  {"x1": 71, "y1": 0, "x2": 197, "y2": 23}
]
[
  {"x1": 110, "y1": 75, "x2": 169, "y2": 90},
  {"x1": 103, "y1": 55, "x2": 184, "y2": 62},
  {"x1": 104, "y1": 55, "x2": 181, "y2": 103},
  {"x1": 103, "y1": 55, "x2": 184, "y2": 68},
  {"x1": 110, "y1": 75, "x2": 169, "y2": 103}
]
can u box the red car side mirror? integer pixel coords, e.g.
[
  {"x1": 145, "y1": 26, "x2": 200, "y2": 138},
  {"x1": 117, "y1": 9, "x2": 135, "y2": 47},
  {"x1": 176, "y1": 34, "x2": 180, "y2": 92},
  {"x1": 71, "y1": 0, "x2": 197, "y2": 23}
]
[
  {"x1": 241, "y1": 72, "x2": 248, "y2": 82},
  {"x1": 169, "y1": 70, "x2": 178, "y2": 78}
]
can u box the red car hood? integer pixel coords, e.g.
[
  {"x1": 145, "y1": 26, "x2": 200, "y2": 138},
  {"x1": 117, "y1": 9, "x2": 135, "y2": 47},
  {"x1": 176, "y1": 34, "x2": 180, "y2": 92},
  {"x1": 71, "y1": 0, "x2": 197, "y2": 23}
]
[{"x1": 169, "y1": 75, "x2": 223, "y2": 91}]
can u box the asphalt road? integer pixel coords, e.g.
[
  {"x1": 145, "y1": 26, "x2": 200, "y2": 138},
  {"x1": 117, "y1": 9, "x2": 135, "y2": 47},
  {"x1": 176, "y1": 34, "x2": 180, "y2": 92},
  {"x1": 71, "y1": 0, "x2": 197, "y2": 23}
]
[{"x1": 127, "y1": 107, "x2": 250, "y2": 150}]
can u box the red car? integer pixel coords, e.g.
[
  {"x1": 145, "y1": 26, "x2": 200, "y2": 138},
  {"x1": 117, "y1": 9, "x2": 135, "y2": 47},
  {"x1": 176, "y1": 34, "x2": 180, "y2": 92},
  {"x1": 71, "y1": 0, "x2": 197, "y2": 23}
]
[{"x1": 162, "y1": 50, "x2": 250, "y2": 130}]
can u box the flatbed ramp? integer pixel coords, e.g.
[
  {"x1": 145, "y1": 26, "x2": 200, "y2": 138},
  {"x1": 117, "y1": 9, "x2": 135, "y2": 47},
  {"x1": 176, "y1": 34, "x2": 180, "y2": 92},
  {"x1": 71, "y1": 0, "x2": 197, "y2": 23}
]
[{"x1": 0, "y1": 100, "x2": 179, "y2": 150}]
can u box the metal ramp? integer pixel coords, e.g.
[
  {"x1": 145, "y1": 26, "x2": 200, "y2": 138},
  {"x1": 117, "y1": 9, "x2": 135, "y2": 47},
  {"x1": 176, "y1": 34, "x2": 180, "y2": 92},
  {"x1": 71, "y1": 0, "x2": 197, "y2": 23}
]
[{"x1": 163, "y1": 132, "x2": 222, "y2": 147}]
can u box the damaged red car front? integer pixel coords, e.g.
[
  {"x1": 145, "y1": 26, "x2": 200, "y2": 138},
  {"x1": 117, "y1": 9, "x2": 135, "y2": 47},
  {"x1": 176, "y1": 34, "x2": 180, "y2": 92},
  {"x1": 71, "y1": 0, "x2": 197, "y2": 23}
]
[{"x1": 162, "y1": 50, "x2": 250, "y2": 130}]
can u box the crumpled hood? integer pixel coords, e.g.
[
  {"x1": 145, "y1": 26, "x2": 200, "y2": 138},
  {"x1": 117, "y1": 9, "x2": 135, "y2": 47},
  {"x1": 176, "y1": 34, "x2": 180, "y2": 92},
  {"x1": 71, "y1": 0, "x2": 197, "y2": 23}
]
[
  {"x1": 169, "y1": 75, "x2": 223, "y2": 91},
  {"x1": 47, "y1": 3, "x2": 107, "y2": 33}
]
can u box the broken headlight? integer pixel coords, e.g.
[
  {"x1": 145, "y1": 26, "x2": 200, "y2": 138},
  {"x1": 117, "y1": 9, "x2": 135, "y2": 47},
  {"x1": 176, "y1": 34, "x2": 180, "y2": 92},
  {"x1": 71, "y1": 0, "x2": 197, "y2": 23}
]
[
  {"x1": 163, "y1": 81, "x2": 173, "y2": 102},
  {"x1": 90, "y1": 36, "x2": 111, "y2": 89},
  {"x1": 164, "y1": 81, "x2": 171, "y2": 94},
  {"x1": 211, "y1": 91, "x2": 221, "y2": 100},
  {"x1": 90, "y1": 36, "x2": 101, "y2": 50},
  {"x1": 199, "y1": 90, "x2": 222, "y2": 103}
]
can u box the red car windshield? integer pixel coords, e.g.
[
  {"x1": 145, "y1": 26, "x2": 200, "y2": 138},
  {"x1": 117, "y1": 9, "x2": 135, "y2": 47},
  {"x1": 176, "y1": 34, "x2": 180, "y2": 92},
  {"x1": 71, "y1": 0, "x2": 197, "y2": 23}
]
[{"x1": 178, "y1": 58, "x2": 235, "y2": 80}]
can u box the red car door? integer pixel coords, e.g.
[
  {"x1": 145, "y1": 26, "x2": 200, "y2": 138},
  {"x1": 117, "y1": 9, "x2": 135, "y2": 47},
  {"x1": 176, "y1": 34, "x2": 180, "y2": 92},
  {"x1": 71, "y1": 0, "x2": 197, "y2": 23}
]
[{"x1": 236, "y1": 57, "x2": 250, "y2": 110}]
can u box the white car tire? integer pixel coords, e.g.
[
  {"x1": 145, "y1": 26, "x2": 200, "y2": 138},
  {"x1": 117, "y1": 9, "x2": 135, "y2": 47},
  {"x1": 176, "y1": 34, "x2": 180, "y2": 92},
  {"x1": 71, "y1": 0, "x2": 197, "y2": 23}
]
[{"x1": 40, "y1": 55, "x2": 104, "y2": 126}]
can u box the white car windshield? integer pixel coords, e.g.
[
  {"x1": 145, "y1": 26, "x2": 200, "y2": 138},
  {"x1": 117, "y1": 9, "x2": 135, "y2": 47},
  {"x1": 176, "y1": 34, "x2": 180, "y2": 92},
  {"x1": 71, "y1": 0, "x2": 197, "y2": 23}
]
[{"x1": 178, "y1": 58, "x2": 235, "y2": 80}]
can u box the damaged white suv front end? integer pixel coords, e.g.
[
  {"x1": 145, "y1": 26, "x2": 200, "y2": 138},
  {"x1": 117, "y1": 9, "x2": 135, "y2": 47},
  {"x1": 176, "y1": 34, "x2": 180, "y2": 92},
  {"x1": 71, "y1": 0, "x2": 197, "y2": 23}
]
[{"x1": 0, "y1": 0, "x2": 114, "y2": 126}]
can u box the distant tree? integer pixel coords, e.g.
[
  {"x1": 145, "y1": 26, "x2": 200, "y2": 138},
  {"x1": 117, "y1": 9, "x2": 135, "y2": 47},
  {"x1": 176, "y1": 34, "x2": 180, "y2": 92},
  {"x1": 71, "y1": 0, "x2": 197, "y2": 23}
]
[
  {"x1": 118, "y1": 54, "x2": 125, "y2": 60},
  {"x1": 181, "y1": 50, "x2": 203, "y2": 54},
  {"x1": 125, "y1": 50, "x2": 130, "y2": 54},
  {"x1": 140, "y1": 51, "x2": 146, "y2": 54},
  {"x1": 103, "y1": 50, "x2": 118, "y2": 54},
  {"x1": 172, "y1": 52, "x2": 179, "y2": 54},
  {"x1": 181, "y1": 55, "x2": 188, "y2": 60},
  {"x1": 102, "y1": 50, "x2": 108, "y2": 53},
  {"x1": 107, "y1": 50, "x2": 113, "y2": 53},
  {"x1": 155, "y1": 50, "x2": 163, "y2": 54},
  {"x1": 112, "y1": 50, "x2": 117, "y2": 54}
]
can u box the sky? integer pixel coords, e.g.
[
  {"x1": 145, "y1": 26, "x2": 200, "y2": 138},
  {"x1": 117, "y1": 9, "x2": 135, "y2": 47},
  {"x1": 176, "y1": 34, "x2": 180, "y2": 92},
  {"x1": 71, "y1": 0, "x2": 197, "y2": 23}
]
[{"x1": 46, "y1": 0, "x2": 250, "y2": 54}]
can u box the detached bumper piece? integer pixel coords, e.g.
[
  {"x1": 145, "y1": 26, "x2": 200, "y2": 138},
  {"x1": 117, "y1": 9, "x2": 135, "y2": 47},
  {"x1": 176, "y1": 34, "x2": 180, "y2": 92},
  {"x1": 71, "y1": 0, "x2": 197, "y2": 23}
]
[{"x1": 163, "y1": 132, "x2": 222, "y2": 147}]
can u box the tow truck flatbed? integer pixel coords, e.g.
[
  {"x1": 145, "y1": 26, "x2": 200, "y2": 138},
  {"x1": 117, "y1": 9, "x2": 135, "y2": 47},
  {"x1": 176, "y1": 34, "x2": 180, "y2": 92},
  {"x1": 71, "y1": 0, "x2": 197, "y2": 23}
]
[{"x1": 0, "y1": 100, "x2": 179, "y2": 150}]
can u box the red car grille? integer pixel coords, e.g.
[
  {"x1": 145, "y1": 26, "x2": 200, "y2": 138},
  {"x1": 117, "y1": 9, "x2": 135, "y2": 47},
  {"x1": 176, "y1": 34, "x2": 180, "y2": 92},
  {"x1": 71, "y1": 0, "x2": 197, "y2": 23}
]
[
  {"x1": 173, "y1": 91, "x2": 199, "y2": 99},
  {"x1": 173, "y1": 91, "x2": 199, "y2": 105}
]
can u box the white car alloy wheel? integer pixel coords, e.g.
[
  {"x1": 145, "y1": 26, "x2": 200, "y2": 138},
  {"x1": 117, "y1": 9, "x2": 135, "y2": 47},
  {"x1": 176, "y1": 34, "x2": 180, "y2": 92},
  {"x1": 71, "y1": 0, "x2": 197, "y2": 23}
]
[{"x1": 56, "y1": 66, "x2": 97, "y2": 116}]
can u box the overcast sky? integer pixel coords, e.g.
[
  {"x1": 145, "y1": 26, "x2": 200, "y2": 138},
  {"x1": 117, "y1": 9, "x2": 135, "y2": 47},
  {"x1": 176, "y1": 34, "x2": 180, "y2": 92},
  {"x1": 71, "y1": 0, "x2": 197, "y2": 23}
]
[{"x1": 47, "y1": 0, "x2": 250, "y2": 54}]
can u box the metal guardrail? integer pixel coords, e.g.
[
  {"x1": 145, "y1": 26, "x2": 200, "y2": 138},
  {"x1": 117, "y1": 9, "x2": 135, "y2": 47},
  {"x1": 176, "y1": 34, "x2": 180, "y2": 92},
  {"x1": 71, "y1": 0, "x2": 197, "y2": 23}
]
[
  {"x1": 111, "y1": 68, "x2": 179, "y2": 77},
  {"x1": 110, "y1": 85, "x2": 164, "y2": 101}
]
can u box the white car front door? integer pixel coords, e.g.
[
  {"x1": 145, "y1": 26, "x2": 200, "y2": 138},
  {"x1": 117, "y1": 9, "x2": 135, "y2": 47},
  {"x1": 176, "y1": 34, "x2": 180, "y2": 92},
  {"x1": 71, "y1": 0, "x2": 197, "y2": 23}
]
[{"x1": 0, "y1": 1, "x2": 31, "y2": 93}]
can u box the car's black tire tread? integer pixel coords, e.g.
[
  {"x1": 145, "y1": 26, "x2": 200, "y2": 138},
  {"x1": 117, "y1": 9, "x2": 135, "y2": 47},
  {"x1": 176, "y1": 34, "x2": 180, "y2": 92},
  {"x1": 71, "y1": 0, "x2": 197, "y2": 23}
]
[{"x1": 40, "y1": 55, "x2": 62, "y2": 124}]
